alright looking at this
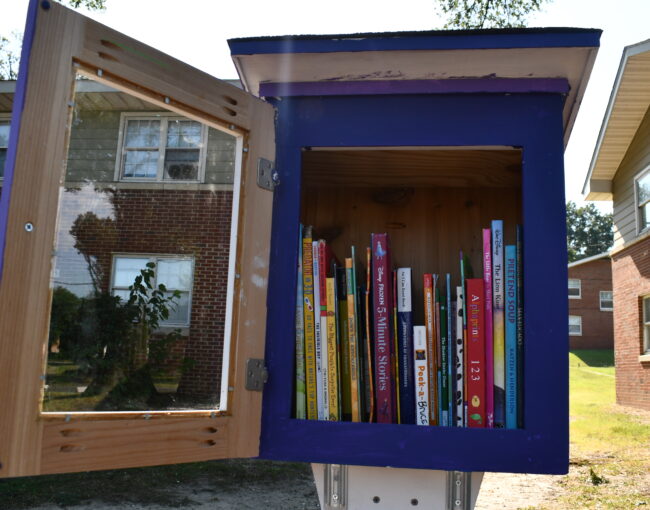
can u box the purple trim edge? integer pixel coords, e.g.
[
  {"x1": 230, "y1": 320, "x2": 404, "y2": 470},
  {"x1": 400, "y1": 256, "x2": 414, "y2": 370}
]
[
  {"x1": 0, "y1": 0, "x2": 39, "y2": 283},
  {"x1": 259, "y1": 78, "x2": 570, "y2": 97}
]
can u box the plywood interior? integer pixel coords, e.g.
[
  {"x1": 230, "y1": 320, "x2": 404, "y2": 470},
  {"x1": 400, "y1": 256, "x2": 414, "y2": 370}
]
[{"x1": 301, "y1": 148, "x2": 522, "y2": 324}]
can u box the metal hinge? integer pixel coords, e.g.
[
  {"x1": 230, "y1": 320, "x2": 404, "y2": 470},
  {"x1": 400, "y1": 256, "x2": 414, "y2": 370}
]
[
  {"x1": 245, "y1": 358, "x2": 268, "y2": 391},
  {"x1": 447, "y1": 471, "x2": 471, "y2": 510},
  {"x1": 324, "y1": 464, "x2": 347, "y2": 508},
  {"x1": 257, "y1": 158, "x2": 279, "y2": 191}
]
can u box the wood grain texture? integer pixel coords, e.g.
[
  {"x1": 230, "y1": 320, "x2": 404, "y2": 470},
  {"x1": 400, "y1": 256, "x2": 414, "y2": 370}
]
[
  {"x1": 0, "y1": 1, "x2": 275, "y2": 477},
  {"x1": 303, "y1": 149, "x2": 522, "y2": 188}
]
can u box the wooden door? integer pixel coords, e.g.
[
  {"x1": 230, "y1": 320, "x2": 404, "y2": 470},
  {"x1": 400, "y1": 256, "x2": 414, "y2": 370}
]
[{"x1": 0, "y1": 0, "x2": 274, "y2": 477}]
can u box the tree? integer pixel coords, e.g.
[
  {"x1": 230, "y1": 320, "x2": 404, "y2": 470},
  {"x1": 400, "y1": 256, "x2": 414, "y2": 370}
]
[
  {"x1": 566, "y1": 201, "x2": 613, "y2": 263},
  {"x1": 1, "y1": 1, "x2": 107, "y2": 79},
  {"x1": 434, "y1": 0, "x2": 549, "y2": 29}
]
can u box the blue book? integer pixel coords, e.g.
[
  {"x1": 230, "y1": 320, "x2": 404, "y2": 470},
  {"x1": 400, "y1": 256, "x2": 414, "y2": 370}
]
[
  {"x1": 505, "y1": 245, "x2": 518, "y2": 429},
  {"x1": 516, "y1": 225, "x2": 524, "y2": 428},
  {"x1": 446, "y1": 274, "x2": 454, "y2": 426},
  {"x1": 396, "y1": 268, "x2": 415, "y2": 424}
]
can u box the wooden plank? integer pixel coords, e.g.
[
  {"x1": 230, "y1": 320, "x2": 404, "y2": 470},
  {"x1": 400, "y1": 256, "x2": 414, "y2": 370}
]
[{"x1": 302, "y1": 149, "x2": 522, "y2": 188}]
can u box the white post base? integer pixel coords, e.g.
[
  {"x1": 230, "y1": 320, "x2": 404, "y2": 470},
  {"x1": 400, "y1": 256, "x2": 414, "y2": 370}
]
[{"x1": 312, "y1": 464, "x2": 483, "y2": 510}]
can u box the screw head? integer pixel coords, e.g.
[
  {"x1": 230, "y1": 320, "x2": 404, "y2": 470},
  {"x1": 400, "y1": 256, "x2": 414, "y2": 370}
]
[
  {"x1": 164, "y1": 97, "x2": 170, "y2": 104},
  {"x1": 40, "y1": 1, "x2": 51, "y2": 10},
  {"x1": 24, "y1": 222, "x2": 34, "y2": 232}
]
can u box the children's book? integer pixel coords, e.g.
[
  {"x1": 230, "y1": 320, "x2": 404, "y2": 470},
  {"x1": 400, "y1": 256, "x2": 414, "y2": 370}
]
[
  {"x1": 440, "y1": 281, "x2": 449, "y2": 427},
  {"x1": 346, "y1": 250, "x2": 362, "y2": 422},
  {"x1": 312, "y1": 241, "x2": 327, "y2": 420},
  {"x1": 295, "y1": 225, "x2": 306, "y2": 419},
  {"x1": 364, "y1": 247, "x2": 375, "y2": 422},
  {"x1": 397, "y1": 268, "x2": 415, "y2": 425},
  {"x1": 371, "y1": 233, "x2": 395, "y2": 424},
  {"x1": 302, "y1": 226, "x2": 318, "y2": 420},
  {"x1": 466, "y1": 278, "x2": 486, "y2": 428},
  {"x1": 413, "y1": 325, "x2": 430, "y2": 426},
  {"x1": 392, "y1": 271, "x2": 401, "y2": 423},
  {"x1": 423, "y1": 274, "x2": 438, "y2": 425},
  {"x1": 491, "y1": 220, "x2": 505, "y2": 428},
  {"x1": 326, "y1": 277, "x2": 340, "y2": 421},
  {"x1": 483, "y1": 228, "x2": 494, "y2": 428},
  {"x1": 516, "y1": 225, "x2": 524, "y2": 429},
  {"x1": 455, "y1": 285, "x2": 464, "y2": 427},
  {"x1": 505, "y1": 245, "x2": 517, "y2": 429},
  {"x1": 336, "y1": 266, "x2": 351, "y2": 421}
]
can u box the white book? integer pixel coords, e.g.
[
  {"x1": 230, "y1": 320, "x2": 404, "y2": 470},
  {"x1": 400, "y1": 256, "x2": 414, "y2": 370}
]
[
  {"x1": 312, "y1": 241, "x2": 328, "y2": 420},
  {"x1": 455, "y1": 286, "x2": 464, "y2": 427},
  {"x1": 414, "y1": 325, "x2": 430, "y2": 426}
]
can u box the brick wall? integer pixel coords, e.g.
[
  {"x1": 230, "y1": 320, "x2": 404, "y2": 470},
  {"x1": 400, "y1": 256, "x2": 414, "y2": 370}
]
[
  {"x1": 611, "y1": 240, "x2": 650, "y2": 410},
  {"x1": 55, "y1": 186, "x2": 233, "y2": 403},
  {"x1": 568, "y1": 258, "x2": 613, "y2": 349}
]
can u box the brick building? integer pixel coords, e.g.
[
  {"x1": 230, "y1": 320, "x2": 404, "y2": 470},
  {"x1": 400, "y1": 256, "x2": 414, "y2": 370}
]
[
  {"x1": 1, "y1": 79, "x2": 237, "y2": 407},
  {"x1": 568, "y1": 252, "x2": 613, "y2": 350},
  {"x1": 583, "y1": 39, "x2": 650, "y2": 411}
]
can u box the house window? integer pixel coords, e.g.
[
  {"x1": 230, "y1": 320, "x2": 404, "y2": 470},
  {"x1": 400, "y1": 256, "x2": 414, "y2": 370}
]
[
  {"x1": 111, "y1": 255, "x2": 194, "y2": 326},
  {"x1": 0, "y1": 119, "x2": 10, "y2": 179},
  {"x1": 599, "y1": 291, "x2": 613, "y2": 311},
  {"x1": 635, "y1": 167, "x2": 650, "y2": 233},
  {"x1": 568, "y1": 279, "x2": 581, "y2": 299},
  {"x1": 116, "y1": 114, "x2": 207, "y2": 182},
  {"x1": 643, "y1": 296, "x2": 650, "y2": 354},
  {"x1": 569, "y1": 315, "x2": 582, "y2": 336}
]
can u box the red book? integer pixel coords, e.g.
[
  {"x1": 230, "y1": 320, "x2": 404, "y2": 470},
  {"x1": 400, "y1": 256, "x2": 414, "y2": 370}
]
[
  {"x1": 371, "y1": 233, "x2": 395, "y2": 423},
  {"x1": 466, "y1": 278, "x2": 486, "y2": 428}
]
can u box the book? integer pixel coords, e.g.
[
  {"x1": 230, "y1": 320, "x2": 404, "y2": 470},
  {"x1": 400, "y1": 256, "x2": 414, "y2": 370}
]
[
  {"x1": 466, "y1": 278, "x2": 486, "y2": 428},
  {"x1": 364, "y1": 247, "x2": 375, "y2": 422},
  {"x1": 423, "y1": 274, "x2": 438, "y2": 425},
  {"x1": 336, "y1": 266, "x2": 351, "y2": 421},
  {"x1": 346, "y1": 251, "x2": 362, "y2": 422},
  {"x1": 397, "y1": 268, "x2": 415, "y2": 425},
  {"x1": 505, "y1": 245, "x2": 517, "y2": 429},
  {"x1": 392, "y1": 271, "x2": 401, "y2": 423},
  {"x1": 440, "y1": 281, "x2": 449, "y2": 427},
  {"x1": 492, "y1": 220, "x2": 505, "y2": 428},
  {"x1": 371, "y1": 233, "x2": 395, "y2": 424},
  {"x1": 483, "y1": 228, "x2": 494, "y2": 428},
  {"x1": 312, "y1": 241, "x2": 327, "y2": 420},
  {"x1": 516, "y1": 225, "x2": 524, "y2": 429},
  {"x1": 295, "y1": 224, "x2": 306, "y2": 419},
  {"x1": 454, "y1": 285, "x2": 464, "y2": 427},
  {"x1": 413, "y1": 325, "x2": 430, "y2": 426},
  {"x1": 326, "y1": 277, "x2": 340, "y2": 421},
  {"x1": 302, "y1": 227, "x2": 318, "y2": 420}
]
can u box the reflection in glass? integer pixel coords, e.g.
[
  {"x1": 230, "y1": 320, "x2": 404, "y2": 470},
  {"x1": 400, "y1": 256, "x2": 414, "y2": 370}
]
[
  {"x1": 0, "y1": 121, "x2": 9, "y2": 179},
  {"x1": 44, "y1": 76, "x2": 238, "y2": 412}
]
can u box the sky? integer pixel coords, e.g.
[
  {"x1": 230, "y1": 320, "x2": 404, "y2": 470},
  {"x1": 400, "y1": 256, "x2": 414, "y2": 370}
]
[{"x1": 2, "y1": 0, "x2": 650, "y2": 211}]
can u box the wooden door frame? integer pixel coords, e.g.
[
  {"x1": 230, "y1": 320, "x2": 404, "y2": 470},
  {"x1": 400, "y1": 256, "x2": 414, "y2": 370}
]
[{"x1": 0, "y1": 0, "x2": 274, "y2": 477}]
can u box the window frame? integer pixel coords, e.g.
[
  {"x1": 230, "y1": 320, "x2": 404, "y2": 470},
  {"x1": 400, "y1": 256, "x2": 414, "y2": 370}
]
[
  {"x1": 111, "y1": 254, "x2": 194, "y2": 327},
  {"x1": 0, "y1": 113, "x2": 11, "y2": 181},
  {"x1": 114, "y1": 112, "x2": 209, "y2": 183},
  {"x1": 634, "y1": 164, "x2": 650, "y2": 235},
  {"x1": 599, "y1": 290, "x2": 613, "y2": 311},
  {"x1": 642, "y1": 296, "x2": 650, "y2": 354},
  {"x1": 569, "y1": 315, "x2": 582, "y2": 336},
  {"x1": 568, "y1": 278, "x2": 581, "y2": 299}
]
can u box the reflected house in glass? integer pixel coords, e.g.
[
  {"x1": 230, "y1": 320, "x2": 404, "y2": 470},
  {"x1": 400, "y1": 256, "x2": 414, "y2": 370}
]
[{"x1": 1, "y1": 78, "x2": 238, "y2": 408}]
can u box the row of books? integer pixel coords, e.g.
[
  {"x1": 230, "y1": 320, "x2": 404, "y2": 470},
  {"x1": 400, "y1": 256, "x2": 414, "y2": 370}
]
[{"x1": 294, "y1": 222, "x2": 523, "y2": 428}]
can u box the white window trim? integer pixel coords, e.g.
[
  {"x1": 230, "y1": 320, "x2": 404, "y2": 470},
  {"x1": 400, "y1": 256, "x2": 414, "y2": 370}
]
[
  {"x1": 0, "y1": 112, "x2": 11, "y2": 182},
  {"x1": 569, "y1": 315, "x2": 582, "y2": 336},
  {"x1": 642, "y1": 295, "x2": 650, "y2": 355},
  {"x1": 599, "y1": 290, "x2": 613, "y2": 312},
  {"x1": 568, "y1": 278, "x2": 581, "y2": 299},
  {"x1": 114, "y1": 112, "x2": 208, "y2": 183},
  {"x1": 633, "y1": 164, "x2": 650, "y2": 235},
  {"x1": 110, "y1": 254, "x2": 195, "y2": 327}
]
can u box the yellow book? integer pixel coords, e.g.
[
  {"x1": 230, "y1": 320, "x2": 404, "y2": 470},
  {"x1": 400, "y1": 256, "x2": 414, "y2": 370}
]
[
  {"x1": 346, "y1": 256, "x2": 361, "y2": 422},
  {"x1": 302, "y1": 227, "x2": 318, "y2": 420},
  {"x1": 326, "y1": 278, "x2": 339, "y2": 421}
]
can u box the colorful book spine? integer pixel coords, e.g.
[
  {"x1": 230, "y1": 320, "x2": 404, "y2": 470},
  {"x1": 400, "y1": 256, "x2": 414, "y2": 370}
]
[
  {"x1": 346, "y1": 252, "x2": 362, "y2": 422},
  {"x1": 466, "y1": 278, "x2": 486, "y2": 428},
  {"x1": 492, "y1": 220, "x2": 505, "y2": 428},
  {"x1": 295, "y1": 225, "x2": 306, "y2": 419},
  {"x1": 505, "y1": 245, "x2": 517, "y2": 429},
  {"x1": 326, "y1": 277, "x2": 340, "y2": 421},
  {"x1": 446, "y1": 275, "x2": 453, "y2": 426},
  {"x1": 397, "y1": 268, "x2": 415, "y2": 425},
  {"x1": 312, "y1": 241, "x2": 327, "y2": 420},
  {"x1": 364, "y1": 247, "x2": 375, "y2": 423},
  {"x1": 336, "y1": 266, "x2": 351, "y2": 421},
  {"x1": 439, "y1": 282, "x2": 449, "y2": 427},
  {"x1": 413, "y1": 325, "x2": 430, "y2": 426},
  {"x1": 423, "y1": 274, "x2": 438, "y2": 425},
  {"x1": 483, "y1": 228, "x2": 494, "y2": 428},
  {"x1": 516, "y1": 225, "x2": 524, "y2": 429},
  {"x1": 371, "y1": 233, "x2": 395, "y2": 424},
  {"x1": 454, "y1": 285, "x2": 464, "y2": 427},
  {"x1": 302, "y1": 227, "x2": 317, "y2": 420}
]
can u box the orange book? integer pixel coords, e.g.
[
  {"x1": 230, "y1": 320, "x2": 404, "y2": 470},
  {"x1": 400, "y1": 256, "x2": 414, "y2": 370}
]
[
  {"x1": 423, "y1": 273, "x2": 438, "y2": 425},
  {"x1": 346, "y1": 255, "x2": 361, "y2": 422}
]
